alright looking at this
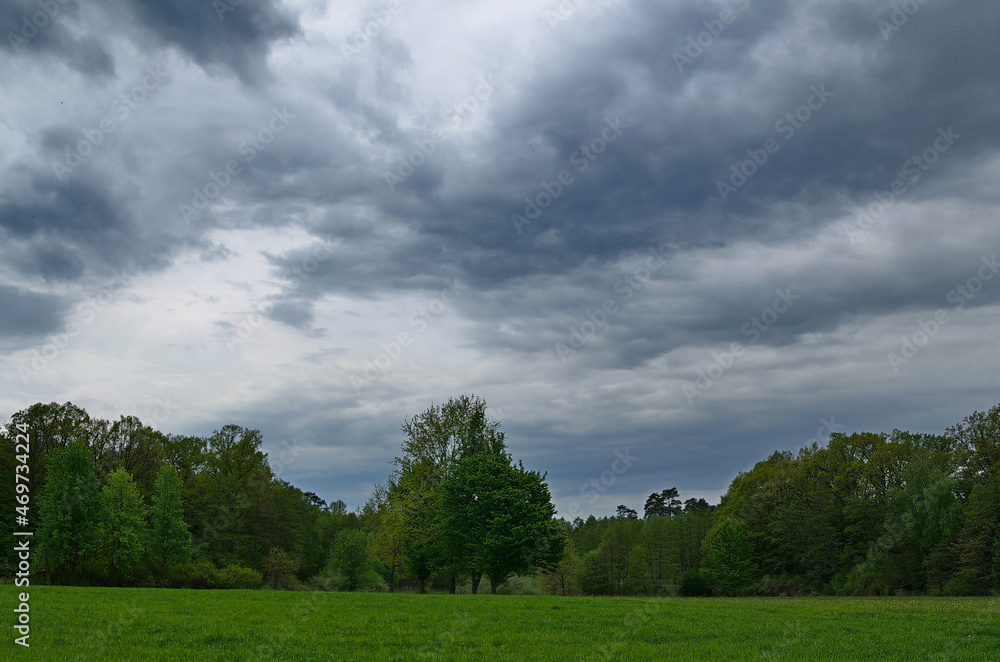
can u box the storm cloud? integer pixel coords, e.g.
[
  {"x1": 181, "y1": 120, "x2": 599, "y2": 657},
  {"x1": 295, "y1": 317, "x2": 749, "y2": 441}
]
[{"x1": 2, "y1": 0, "x2": 999, "y2": 514}]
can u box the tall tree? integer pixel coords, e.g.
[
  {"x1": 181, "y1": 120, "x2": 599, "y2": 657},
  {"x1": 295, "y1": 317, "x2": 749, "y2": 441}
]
[
  {"x1": 395, "y1": 394, "x2": 506, "y2": 475},
  {"x1": 947, "y1": 403, "x2": 1000, "y2": 484},
  {"x1": 92, "y1": 416, "x2": 165, "y2": 496},
  {"x1": 392, "y1": 459, "x2": 443, "y2": 593},
  {"x1": 391, "y1": 395, "x2": 509, "y2": 592},
  {"x1": 440, "y1": 452, "x2": 565, "y2": 593},
  {"x1": 149, "y1": 464, "x2": 192, "y2": 571},
  {"x1": 98, "y1": 468, "x2": 147, "y2": 587},
  {"x1": 37, "y1": 441, "x2": 103, "y2": 583}
]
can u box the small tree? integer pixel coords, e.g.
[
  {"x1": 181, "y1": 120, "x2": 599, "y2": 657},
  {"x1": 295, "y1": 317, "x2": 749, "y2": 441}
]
[
  {"x1": 541, "y1": 540, "x2": 579, "y2": 596},
  {"x1": 703, "y1": 517, "x2": 757, "y2": 595},
  {"x1": 265, "y1": 547, "x2": 299, "y2": 590},
  {"x1": 98, "y1": 468, "x2": 147, "y2": 586},
  {"x1": 327, "y1": 529, "x2": 378, "y2": 591}
]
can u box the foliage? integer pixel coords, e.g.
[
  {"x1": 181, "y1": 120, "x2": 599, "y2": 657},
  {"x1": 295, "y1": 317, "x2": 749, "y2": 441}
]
[
  {"x1": 97, "y1": 468, "x2": 147, "y2": 587},
  {"x1": 9, "y1": 396, "x2": 1000, "y2": 597},
  {"x1": 327, "y1": 529, "x2": 380, "y2": 591},
  {"x1": 216, "y1": 565, "x2": 263, "y2": 589},
  {"x1": 678, "y1": 570, "x2": 712, "y2": 597},
  {"x1": 265, "y1": 547, "x2": 300, "y2": 590},
  {"x1": 703, "y1": 517, "x2": 757, "y2": 595},
  {"x1": 37, "y1": 441, "x2": 104, "y2": 583},
  {"x1": 440, "y1": 451, "x2": 566, "y2": 592},
  {"x1": 149, "y1": 464, "x2": 192, "y2": 571}
]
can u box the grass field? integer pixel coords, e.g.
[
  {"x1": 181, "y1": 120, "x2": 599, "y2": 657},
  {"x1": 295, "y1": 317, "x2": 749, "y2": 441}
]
[{"x1": 2, "y1": 585, "x2": 996, "y2": 661}]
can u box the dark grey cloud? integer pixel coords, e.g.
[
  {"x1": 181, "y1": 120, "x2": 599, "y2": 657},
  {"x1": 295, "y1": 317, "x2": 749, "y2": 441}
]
[
  {"x1": 2, "y1": 0, "x2": 999, "y2": 514},
  {"x1": 118, "y1": 0, "x2": 301, "y2": 84},
  {"x1": 0, "y1": 285, "x2": 66, "y2": 339},
  {"x1": 1, "y1": 0, "x2": 115, "y2": 77}
]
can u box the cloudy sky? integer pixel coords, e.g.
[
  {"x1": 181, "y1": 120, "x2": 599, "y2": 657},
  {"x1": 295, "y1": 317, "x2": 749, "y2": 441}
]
[{"x1": 2, "y1": 0, "x2": 999, "y2": 517}]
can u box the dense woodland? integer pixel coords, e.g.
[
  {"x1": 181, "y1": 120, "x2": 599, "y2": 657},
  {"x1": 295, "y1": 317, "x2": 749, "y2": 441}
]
[{"x1": 2, "y1": 397, "x2": 998, "y2": 597}]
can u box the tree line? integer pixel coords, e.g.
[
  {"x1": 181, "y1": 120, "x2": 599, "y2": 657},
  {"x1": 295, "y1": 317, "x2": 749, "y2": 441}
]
[
  {"x1": 0, "y1": 396, "x2": 565, "y2": 593},
  {"x1": 3, "y1": 398, "x2": 998, "y2": 596},
  {"x1": 1, "y1": 402, "x2": 360, "y2": 589},
  {"x1": 546, "y1": 402, "x2": 999, "y2": 597}
]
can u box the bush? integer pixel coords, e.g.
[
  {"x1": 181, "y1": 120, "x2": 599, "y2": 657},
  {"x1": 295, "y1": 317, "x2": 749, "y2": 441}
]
[
  {"x1": 944, "y1": 569, "x2": 989, "y2": 596},
  {"x1": 217, "y1": 566, "x2": 262, "y2": 590},
  {"x1": 679, "y1": 570, "x2": 712, "y2": 597},
  {"x1": 166, "y1": 561, "x2": 219, "y2": 589},
  {"x1": 496, "y1": 575, "x2": 543, "y2": 595},
  {"x1": 326, "y1": 530, "x2": 381, "y2": 591},
  {"x1": 746, "y1": 574, "x2": 810, "y2": 597},
  {"x1": 577, "y1": 549, "x2": 613, "y2": 595},
  {"x1": 834, "y1": 563, "x2": 892, "y2": 596},
  {"x1": 265, "y1": 548, "x2": 299, "y2": 590}
]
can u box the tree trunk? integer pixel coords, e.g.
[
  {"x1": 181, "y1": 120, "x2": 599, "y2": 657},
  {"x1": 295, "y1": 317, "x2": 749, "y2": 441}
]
[
  {"x1": 490, "y1": 578, "x2": 501, "y2": 594},
  {"x1": 418, "y1": 578, "x2": 426, "y2": 594},
  {"x1": 448, "y1": 575, "x2": 457, "y2": 594},
  {"x1": 388, "y1": 567, "x2": 395, "y2": 593},
  {"x1": 471, "y1": 572, "x2": 482, "y2": 594}
]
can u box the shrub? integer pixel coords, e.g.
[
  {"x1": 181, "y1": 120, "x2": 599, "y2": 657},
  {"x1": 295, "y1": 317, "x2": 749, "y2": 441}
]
[
  {"x1": 265, "y1": 548, "x2": 299, "y2": 590},
  {"x1": 834, "y1": 563, "x2": 892, "y2": 596},
  {"x1": 217, "y1": 565, "x2": 262, "y2": 590},
  {"x1": 326, "y1": 530, "x2": 380, "y2": 591},
  {"x1": 679, "y1": 570, "x2": 712, "y2": 597},
  {"x1": 944, "y1": 569, "x2": 988, "y2": 596},
  {"x1": 746, "y1": 574, "x2": 810, "y2": 597},
  {"x1": 166, "y1": 561, "x2": 219, "y2": 589},
  {"x1": 496, "y1": 575, "x2": 543, "y2": 595},
  {"x1": 577, "y1": 549, "x2": 613, "y2": 595}
]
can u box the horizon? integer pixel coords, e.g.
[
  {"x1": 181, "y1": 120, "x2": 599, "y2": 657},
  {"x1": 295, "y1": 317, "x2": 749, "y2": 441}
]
[{"x1": 2, "y1": 0, "x2": 999, "y2": 521}]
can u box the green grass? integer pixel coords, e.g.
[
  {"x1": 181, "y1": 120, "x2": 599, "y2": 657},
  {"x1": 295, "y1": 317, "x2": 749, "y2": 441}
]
[{"x1": 2, "y1": 585, "x2": 996, "y2": 661}]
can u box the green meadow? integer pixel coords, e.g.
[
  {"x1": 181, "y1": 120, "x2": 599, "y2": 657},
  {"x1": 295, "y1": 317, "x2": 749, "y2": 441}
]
[{"x1": 3, "y1": 586, "x2": 996, "y2": 661}]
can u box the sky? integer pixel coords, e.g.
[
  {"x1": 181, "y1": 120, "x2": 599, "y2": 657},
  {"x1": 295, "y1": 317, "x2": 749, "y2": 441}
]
[{"x1": 2, "y1": 0, "x2": 999, "y2": 518}]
